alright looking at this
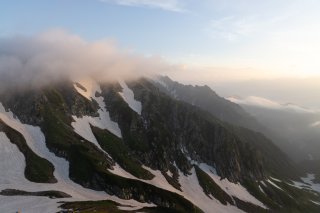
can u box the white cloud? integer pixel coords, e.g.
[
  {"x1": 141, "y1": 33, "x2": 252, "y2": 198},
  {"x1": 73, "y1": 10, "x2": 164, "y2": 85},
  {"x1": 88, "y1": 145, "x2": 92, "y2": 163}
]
[
  {"x1": 227, "y1": 96, "x2": 319, "y2": 114},
  {"x1": 310, "y1": 121, "x2": 320, "y2": 128},
  {"x1": 99, "y1": 0, "x2": 185, "y2": 12},
  {"x1": 0, "y1": 30, "x2": 179, "y2": 91}
]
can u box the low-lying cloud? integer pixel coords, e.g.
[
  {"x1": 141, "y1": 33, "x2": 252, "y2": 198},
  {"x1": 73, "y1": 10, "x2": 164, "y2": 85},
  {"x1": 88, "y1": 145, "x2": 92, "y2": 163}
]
[
  {"x1": 0, "y1": 30, "x2": 177, "y2": 91},
  {"x1": 227, "y1": 96, "x2": 319, "y2": 114}
]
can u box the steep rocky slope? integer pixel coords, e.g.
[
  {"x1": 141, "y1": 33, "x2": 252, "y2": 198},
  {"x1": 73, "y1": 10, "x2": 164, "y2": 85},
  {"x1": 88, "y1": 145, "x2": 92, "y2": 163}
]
[
  {"x1": 153, "y1": 76, "x2": 264, "y2": 132},
  {"x1": 0, "y1": 78, "x2": 318, "y2": 213}
]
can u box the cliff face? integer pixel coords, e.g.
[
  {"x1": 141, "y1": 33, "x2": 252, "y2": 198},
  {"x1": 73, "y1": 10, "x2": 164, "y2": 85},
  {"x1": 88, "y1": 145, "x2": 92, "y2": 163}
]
[
  {"x1": 152, "y1": 76, "x2": 301, "y2": 179},
  {"x1": 153, "y1": 76, "x2": 264, "y2": 132},
  {"x1": 100, "y1": 79, "x2": 266, "y2": 183}
]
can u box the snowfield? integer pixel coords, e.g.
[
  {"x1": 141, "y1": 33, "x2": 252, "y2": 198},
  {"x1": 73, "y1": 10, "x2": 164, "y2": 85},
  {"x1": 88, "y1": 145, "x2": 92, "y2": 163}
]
[
  {"x1": 118, "y1": 80, "x2": 142, "y2": 115},
  {"x1": 293, "y1": 174, "x2": 320, "y2": 193},
  {"x1": 109, "y1": 162, "x2": 266, "y2": 213},
  {"x1": 0, "y1": 132, "x2": 26, "y2": 185},
  {"x1": 0, "y1": 102, "x2": 154, "y2": 213},
  {"x1": 178, "y1": 167, "x2": 244, "y2": 213},
  {"x1": 198, "y1": 163, "x2": 266, "y2": 209}
]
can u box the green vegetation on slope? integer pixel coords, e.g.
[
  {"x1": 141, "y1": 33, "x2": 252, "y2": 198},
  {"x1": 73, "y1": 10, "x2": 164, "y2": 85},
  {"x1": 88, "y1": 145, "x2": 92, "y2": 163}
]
[
  {"x1": 243, "y1": 178, "x2": 320, "y2": 213},
  {"x1": 0, "y1": 189, "x2": 70, "y2": 198},
  {"x1": 195, "y1": 165, "x2": 269, "y2": 213},
  {"x1": 91, "y1": 125, "x2": 154, "y2": 180},
  {"x1": 242, "y1": 179, "x2": 278, "y2": 210},
  {"x1": 60, "y1": 200, "x2": 196, "y2": 213},
  {"x1": 60, "y1": 200, "x2": 125, "y2": 213},
  {"x1": 100, "y1": 83, "x2": 150, "y2": 153},
  {"x1": 194, "y1": 165, "x2": 233, "y2": 205},
  {"x1": 232, "y1": 197, "x2": 268, "y2": 213},
  {"x1": 265, "y1": 180, "x2": 320, "y2": 213},
  {"x1": 40, "y1": 91, "x2": 113, "y2": 186},
  {"x1": 231, "y1": 125, "x2": 301, "y2": 181}
]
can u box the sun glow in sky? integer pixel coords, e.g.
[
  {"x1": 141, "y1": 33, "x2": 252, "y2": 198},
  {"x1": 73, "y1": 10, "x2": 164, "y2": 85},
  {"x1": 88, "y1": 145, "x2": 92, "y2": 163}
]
[{"x1": 1, "y1": 0, "x2": 320, "y2": 81}]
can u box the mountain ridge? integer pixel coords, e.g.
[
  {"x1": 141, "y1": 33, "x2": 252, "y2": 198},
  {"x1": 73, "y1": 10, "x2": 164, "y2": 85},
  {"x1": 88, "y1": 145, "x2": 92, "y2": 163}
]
[{"x1": 0, "y1": 77, "x2": 318, "y2": 212}]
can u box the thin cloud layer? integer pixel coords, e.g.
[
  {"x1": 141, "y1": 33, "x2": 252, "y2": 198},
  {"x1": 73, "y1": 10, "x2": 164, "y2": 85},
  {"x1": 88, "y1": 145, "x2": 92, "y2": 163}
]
[
  {"x1": 99, "y1": 0, "x2": 185, "y2": 12},
  {"x1": 227, "y1": 96, "x2": 319, "y2": 114},
  {"x1": 310, "y1": 121, "x2": 320, "y2": 128},
  {"x1": 0, "y1": 30, "x2": 177, "y2": 91}
]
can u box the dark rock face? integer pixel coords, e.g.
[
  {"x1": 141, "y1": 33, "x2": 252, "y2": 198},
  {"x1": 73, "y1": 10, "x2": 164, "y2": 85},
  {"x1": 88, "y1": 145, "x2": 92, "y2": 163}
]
[
  {"x1": 151, "y1": 77, "x2": 301, "y2": 180},
  {"x1": 100, "y1": 79, "x2": 266, "y2": 183},
  {"x1": 153, "y1": 76, "x2": 264, "y2": 132}
]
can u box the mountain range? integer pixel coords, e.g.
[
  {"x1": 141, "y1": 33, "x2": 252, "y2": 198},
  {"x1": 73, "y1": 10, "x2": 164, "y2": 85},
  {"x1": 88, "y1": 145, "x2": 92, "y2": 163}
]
[{"x1": 0, "y1": 76, "x2": 319, "y2": 213}]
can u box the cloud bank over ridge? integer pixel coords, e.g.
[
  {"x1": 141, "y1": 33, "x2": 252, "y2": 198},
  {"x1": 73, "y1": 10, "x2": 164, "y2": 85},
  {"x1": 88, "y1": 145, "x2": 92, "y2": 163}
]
[{"x1": 0, "y1": 30, "x2": 177, "y2": 91}]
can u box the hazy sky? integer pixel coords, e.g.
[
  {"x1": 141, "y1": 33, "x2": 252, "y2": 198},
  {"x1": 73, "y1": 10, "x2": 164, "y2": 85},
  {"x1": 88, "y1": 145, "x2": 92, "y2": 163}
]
[
  {"x1": 1, "y1": 0, "x2": 320, "y2": 107},
  {"x1": 2, "y1": 0, "x2": 320, "y2": 80}
]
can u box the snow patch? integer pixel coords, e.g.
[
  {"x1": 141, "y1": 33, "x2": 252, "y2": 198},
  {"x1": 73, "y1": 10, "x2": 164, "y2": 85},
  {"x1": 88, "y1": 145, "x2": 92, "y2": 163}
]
[
  {"x1": 293, "y1": 174, "x2": 320, "y2": 193},
  {"x1": 258, "y1": 185, "x2": 266, "y2": 195},
  {"x1": 110, "y1": 159, "x2": 268, "y2": 212},
  {"x1": 270, "y1": 177, "x2": 281, "y2": 182},
  {"x1": 0, "y1": 103, "x2": 152, "y2": 212},
  {"x1": 109, "y1": 164, "x2": 137, "y2": 180},
  {"x1": 142, "y1": 166, "x2": 180, "y2": 193},
  {"x1": 311, "y1": 200, "x2": 320, "y2": 205},
  {"x1": 198, "y1": 163, "x2": 267, "y2": 208},
  {"x1": 166, "y1": 170, "x2": 173, "y2": 178},
  {"x1": 118, "y1": 80, "x2": 142, "y2": 115},
  {"x1": 0, "y1": 133, "x2": 26, "y2": 184},
  {"x1": 73, "y1": 79, "x2": 122, "y2": 138},
  {"x1": 118, "y1": 206, "x2": 141, "y2": 211},
  {"x1": 267, "y1": 179, "x2": 284, "y2": 191},
  {"x1": 178, "y1": 168, "x2": 244, "y2": 213},
  {"x1": 0, "y1": 195, "x2": 61, "y2": 213},
  {"x1": 109, "y1": 164, "x2": 180, "y2": 193}
]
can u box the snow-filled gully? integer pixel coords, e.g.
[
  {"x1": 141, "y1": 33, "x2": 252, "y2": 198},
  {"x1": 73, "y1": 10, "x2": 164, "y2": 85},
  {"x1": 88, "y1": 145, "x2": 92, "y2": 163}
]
[
  {"x1": 118, "y1": 80, "x2": 142, "y2": 115},
  {"x1": 73, "y1": 78, "x2": 122, "y2": 139},
  {"x1": 0, "y1": 97, "x2": 152, "y2": 212}
]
